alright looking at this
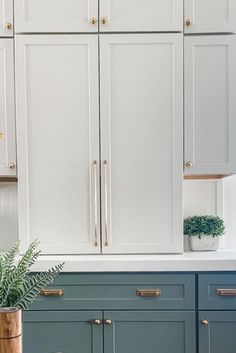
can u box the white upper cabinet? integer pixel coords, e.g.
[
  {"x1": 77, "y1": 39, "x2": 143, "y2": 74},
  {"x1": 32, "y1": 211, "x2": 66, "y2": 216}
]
[
  {"x1": 14, "y1": 0, "x2": 98, "y2": 33},
  {"x1": 0, "y1": 39, "x2": 16, "y2": 176},
  {"x1": 100, "y1": 34, "x2": 183, "y2": 254},
  {"x1": 15, "y1": 35, "x2": 100, "y2": 254},
  {"x1": 184, "y1": 0, "x2": 236, "y2": 33},
  {"x1": 100, "y1": 0, "x2": 183, "y2": 32},
  {"x1": 185, "y1": 35, "x2": 236, "y2": 175},
  {"x1": 0, "y1": 0, "x2": 13, "y2": 36}
]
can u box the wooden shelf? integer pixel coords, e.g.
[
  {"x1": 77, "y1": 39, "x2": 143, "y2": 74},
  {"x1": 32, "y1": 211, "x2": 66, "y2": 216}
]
[
  {"x1": 184, "y1": 174, "x2": 233, "y2": 180},
  {"x1": 0, "y1": 177, "x2": 18, "y2": 182}
]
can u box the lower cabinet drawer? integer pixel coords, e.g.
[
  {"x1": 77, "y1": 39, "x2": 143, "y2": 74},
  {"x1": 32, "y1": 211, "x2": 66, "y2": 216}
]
[
  {"x1": 199, "y1": 274, "x2": 236, "y2": 310},
  {"x1": 30, "y1": 274, "x2": 195, "y2": 310}
]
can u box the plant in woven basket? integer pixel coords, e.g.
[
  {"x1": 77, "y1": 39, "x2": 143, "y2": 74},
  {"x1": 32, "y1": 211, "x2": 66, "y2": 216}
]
[
  {"x1": 0, "y1": 241, "x2": 64, "y2": 310},
  {"x1": 184, "y1": 215, "x2": 225, "y2": 239}
]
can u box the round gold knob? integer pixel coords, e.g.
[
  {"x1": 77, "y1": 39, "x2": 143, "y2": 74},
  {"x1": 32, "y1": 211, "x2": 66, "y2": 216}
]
[
  {"x1": 105, "y1": 319, "x2": 112, "y2": 325},
  {"x1": 186, "y1": 161, "x2": 193, "y2": 168},
  {"x1": 101, "y1": 17, "x2": 108, "y2": 25},
  {"x1": 8, "y1": 163, "x2": 15, "y2": 169},
  {"x1": 94, "y1": 319, "x2": 101, "y2": 325},
  {"x1": 89, "y1": 17, "x2": 98, "y2": 25},
  {"x1": 201, "y1": 320, "x2": 209, "y2": 327},
  {"x1": 186, "y1": 18, "x2": 192, "y2": 26},
  {"x1": 6, "y1": 23, "x2": 13, "y2": 30}
]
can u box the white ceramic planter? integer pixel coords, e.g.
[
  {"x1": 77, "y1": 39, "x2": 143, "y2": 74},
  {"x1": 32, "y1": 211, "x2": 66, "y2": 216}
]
[{"x1": 189, "y1": 235, "x2": 219, "y2": 252}]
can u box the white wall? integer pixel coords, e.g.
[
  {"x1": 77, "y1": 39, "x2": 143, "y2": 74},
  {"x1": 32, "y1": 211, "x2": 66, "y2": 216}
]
[{"x1": 223, "y1": 175, "x2": 236, "y2": 249}]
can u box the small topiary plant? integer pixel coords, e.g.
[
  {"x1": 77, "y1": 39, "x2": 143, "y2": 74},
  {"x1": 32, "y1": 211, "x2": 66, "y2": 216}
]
[
  {"x1": 184, "y1": 215, "x2": 225, "y2": 239},
  {"x1": 0, "y1": 240, "x2": 64, "y2": 310}
]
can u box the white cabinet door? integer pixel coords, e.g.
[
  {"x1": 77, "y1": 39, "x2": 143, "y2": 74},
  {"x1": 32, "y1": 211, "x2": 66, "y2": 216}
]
[
  {"x1": 0, "y1": 39, "x2": 16, "y2": 176},
  {"x1": 15, "y1": 35, "x2": 100, "y2": 254},
  {"x1": 0, "y1": 0, "x2": 13, "y2": 36},
  {"x1": 100, "y1": 0, "x2": 183, "y2": 32},
  {"x1": 184, "y1": 0, "x2": 236, "y2": 33},
  {"x1": 185, "y1": 35, "x2": 236, "y2": 175},
  {"x1": 14, "y1": 0, "x2": 98, "y2": 33},
  {"x1": 100, "y1": 34, "x2": 183, "y2": 254}
]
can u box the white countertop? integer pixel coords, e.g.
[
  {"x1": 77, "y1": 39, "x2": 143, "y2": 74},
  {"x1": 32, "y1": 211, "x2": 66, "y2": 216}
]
[{"x1": 29, "y1": 250, "x2": 236, "y2": 272}]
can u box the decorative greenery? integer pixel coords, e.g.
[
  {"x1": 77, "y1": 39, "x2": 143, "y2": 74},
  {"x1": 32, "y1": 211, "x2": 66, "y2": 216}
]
[
  {"x1": 184, "y1": 215, "x2": 225, "y2": 239},
  {"x1": 0, "y1": 241, "x2": 64, "y2": 310}
]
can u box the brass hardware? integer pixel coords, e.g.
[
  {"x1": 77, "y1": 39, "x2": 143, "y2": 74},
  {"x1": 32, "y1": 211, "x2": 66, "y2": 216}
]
[
  {"x1": 201, "y1": 320, "x2": 209, "y2": 327},
  {"x1": 92, "y1": 161, "x2": 99, "y2": 246},
  {"x1": 136, "y1": 289, "x2": 161, "y2": 297},
  {"x1": 8, "y1": 163, "x2": 15, "y2": 169},
  {"x1": 217, "y1": 289, "x2": 236, "y2": 297},
  {"x1": 104, "y1": 160, "x2": 109, "y2": 247},
  {"x1": 105, "y1": 319, "x2": 112, "y2": 325},
  {"x1": 101, "y1": 17, "x2": 108, "y2": 25},
  {"x1": 94, "y1": 319, "x2": 101, "y2": 325},
  {"x1": 186, "y1": 161, "x2": 193, "y2": 168},
  {"x1": 186, "y1": 18, "x2": 192, "y2": 26},
  {"x1": 89, "y1": 17, "x2": 98, "y2": 25},
  {"x1": 6, "y1": 23, "x2": 13, "y2": 30},
  {"x1": 40, "y1": 289, "x2": 64, "y2": 297},
  {"x1": 0, "y1": 132, "x2": 3, "y2": 139}
]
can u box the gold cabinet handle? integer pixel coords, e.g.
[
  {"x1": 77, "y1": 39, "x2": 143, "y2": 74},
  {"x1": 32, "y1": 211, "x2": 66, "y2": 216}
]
[
  {"x1": 136, "y1": 289, "x2": 161, "y2": 297},
  {"x1": 105, "y1": 319, "x2": 112, "y2": 325},
  {"x1": 8, "y1": 163, "x2": 16, "y2": 169},
  {"x1": 89, "y1": 17, "x2": 98, "y2": 25},
  {"x1": 217, "y1": 289, "x2": 236, "y2": 296},
  {"x1": 185, "y1": 161, "x2": 193, "y2": 168},
  {"x1": 0, "y1": 132, "x2": 3, "y2": 139},
  {"x1": 201, "y1": 320, "x2": 209, "y2": 327},
  {"x1": 40, "y1": 289, "x2": 64, "y2": 297},
  {"x1": 103, "y1": 160, "x2": 109, "y2": 247},
  {"x1": 92, "y1": 161, "x2": 99, "y2": 247},
  {"x1": 101, "y1": 17, "x2": 108, "y2": 25},
  {"x1": 94, "y1": 319, "x2": 101, "y2": 325},
  {"x1": 6, "y1": 23, "x2": 13, "y2": 30},
  {"x1": 186, "y1": 18, "x2": 192, "y2": 26}
]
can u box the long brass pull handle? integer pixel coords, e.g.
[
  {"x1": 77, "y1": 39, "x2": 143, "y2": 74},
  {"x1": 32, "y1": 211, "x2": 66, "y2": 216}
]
[
  {"x1": 104, "y1": 160, "x2": 109, "y2": 246},
  {"x1": 40, "y1": 289, "x2": 64, "y2": 297},
  {"x1": 136, "y1": 289, "x2": 161, "y2": 297},
  {"x1": 92, "y1": 161, "x2": 99, "y2": 246},
  {"x1": 217, "y1": 289, "x2": 236, "y2": 296}
]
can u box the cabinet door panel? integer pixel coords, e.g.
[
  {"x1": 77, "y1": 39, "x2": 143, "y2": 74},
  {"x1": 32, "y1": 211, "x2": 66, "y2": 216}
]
[
  {"x1": 100, "y1": 34, "x2": 183, "y2": 254},
  {"x1": 100, "y1": 0, "x2": 183, "y2": 32},
  {"x1": 199, "y1": 311, "x2": 236, "y2": 353},
  {"x1": 0, "y1": 39, "x2": 16, "y2": 176},
  {"x1": 15, "y1": 35, "x2": 100, "y2": 254},
  {"x1": 15, "y1": 0, "x2": 98, "y2": 33},
  {"x1": 185, "y1": 35, "x2": 236, "y2": 175},
  {"x1": 23, "y1": 311, "x2": 103, "y2": 353},
  {"x1": 184, "y1": 0, "x2": 236, "y2": 33},
  {"x1": 104, "y1": 311, "x2": 195, "y2": 353},
  {"x1": 0, "y1": 0, "x2": 13, "y2": 36}
]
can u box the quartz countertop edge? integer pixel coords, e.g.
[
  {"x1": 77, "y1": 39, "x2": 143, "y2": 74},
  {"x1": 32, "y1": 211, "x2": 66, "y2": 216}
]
[{"x1": 26, "y1": 250, "x2": 236, "y2": 272}]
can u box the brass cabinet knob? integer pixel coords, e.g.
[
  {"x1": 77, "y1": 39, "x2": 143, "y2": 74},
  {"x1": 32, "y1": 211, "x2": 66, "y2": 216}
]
[
  {"x1": 89, "y1": 17, "x2": 98, "y2": 25},
  {"x1": 201, "y1": 320, "x2": 209, "y2": 327},
  {"x1": 94, "y1": 320, "x2": 101, "y2": 325},
  {"x1": 6, "y1": 23, "x2": 13, "y2": 30},
  {"x1": 186, "y1": 18, "x2": 192, "y2": 26},
  {"x1": 0, "y1": 132, "x2": 3, "y2": 139},
  {"x1": 101, "y1": 17, "x2": 108, "y2": 25},
  {"x1": 105, "y1": 319, "x2": 112, "y2": 325},
  {"x1": 8, "y1": 163, "x2": 16, "y2": 169},
  {"x1": 185, "y1": 161, "x2": 193, "y2": 168}
]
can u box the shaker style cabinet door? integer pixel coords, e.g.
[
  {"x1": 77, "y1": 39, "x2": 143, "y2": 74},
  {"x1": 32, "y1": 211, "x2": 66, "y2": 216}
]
[
  {"x1": 184, "y1": 0, "x2": 236, "y2": 33},
  {"x1": 15, "y1": 35, "x2": 100, "y2": 254},
  {"x1": 184, "y1": 35, "x2": 236, "y2": 175},
  {"x1": 14, "y1": 0, "x2": 98, "y2": 33},
  {"x1": 0, "y1": 39, "x2": 16, "y2": 176},
  {"x1": 99, "y1": 0, "x2": 183, "y2": 32},
  {"x1": 100, "y1": 34, "x2": 183, "y2": 254},
  {"x1": 23, "y1": 311, "x2": 103, "y2": 353},
  {"x1": 104, "y1": 311, "x2": 196, "y2": 353},
  {"x1": 0, "y1": 0, "x2": 13, "y2": 36}
]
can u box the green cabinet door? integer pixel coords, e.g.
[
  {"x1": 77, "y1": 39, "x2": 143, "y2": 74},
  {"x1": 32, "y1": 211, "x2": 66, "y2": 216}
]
[
  {"x1": 199, "y1": 311, "x2": 236, "y2": 353},
  {"x1": 23, "y1": 311, "x2": 103, "y2": 353},
  {"x1": 104, "y1": 311, "x2": 196, "y2": 353}
]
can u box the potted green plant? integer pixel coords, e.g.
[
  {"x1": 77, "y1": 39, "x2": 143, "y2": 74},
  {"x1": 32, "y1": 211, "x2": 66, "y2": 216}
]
[
  {"x1": 0, "y1": 241, "x2": 64, "y2": 353},
  {"x1": 184, "y1": 215, "x2": 225, "y2": 251}
]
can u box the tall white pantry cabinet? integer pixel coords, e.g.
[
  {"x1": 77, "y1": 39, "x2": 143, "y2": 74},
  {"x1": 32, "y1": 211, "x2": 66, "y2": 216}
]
[{"x1": 0, "y1": 0, "x2": 236, "y2": 255}]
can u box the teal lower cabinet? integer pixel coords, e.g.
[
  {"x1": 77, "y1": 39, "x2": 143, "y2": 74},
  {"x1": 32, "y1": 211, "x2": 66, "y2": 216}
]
[
  {"x1": 104, "y1": 311, "x2": 196, "y2": 353},
  {"x1": 23, "y1": 311, "x2": 103, "y2": 353},
  {"x1": 199, "y1": 311, "x2": 236, "y2": 353}
]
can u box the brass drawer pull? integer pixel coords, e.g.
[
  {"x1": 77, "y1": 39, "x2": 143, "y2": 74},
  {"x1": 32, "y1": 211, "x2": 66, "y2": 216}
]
[
  {"x1": 217, "y1": 289, "x2": 236, "y2": 297},
  {"x1": 40, "y1": 289, "x2": 64, "y2": 297},
  {"x1": 136, "y1": 289, "x2": 161, "y2": 297}
]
